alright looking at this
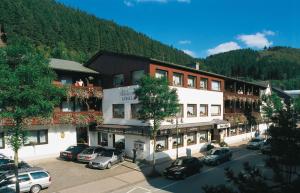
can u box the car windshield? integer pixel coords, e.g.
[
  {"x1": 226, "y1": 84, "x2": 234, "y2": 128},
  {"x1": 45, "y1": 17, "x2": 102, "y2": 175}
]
[
  {"x1": 66, "y1": 146, "x2": 76, "y2": 151},
  {"x1": 172, "y1": 159, "x2": 184, "y2": 166},
  {"x1": 208, "y1": 149, "x2": 220, "y2": 155},
  {"x1": 251, "y1": 139, "x2": 262, "y2": 142},
  {"x1": 102, "y1": 150, "x2": 114, "y2": 157},
  {"x1": 81, "y1": 148, "x2": 94, "y2": 154},
  {"x1": 0, "y1": 159, "x2": 11, "y2": 165}
]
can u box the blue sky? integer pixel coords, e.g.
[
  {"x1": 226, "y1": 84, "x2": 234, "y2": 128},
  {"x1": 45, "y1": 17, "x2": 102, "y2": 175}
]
[{"x1": 57, "y1": 0, "x2": 299, "y2": 58}]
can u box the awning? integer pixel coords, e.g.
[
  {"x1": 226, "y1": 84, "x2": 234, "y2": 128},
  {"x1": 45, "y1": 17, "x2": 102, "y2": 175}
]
[
  {"x1": 95, "y1": 124, "x2": 151, "y2": 136},
  {"x1": 211, "y1": 119, "x2": 231, "y2": 129}
]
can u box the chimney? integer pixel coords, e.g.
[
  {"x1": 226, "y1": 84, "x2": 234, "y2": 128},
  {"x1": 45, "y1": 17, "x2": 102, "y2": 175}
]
[{"x1": 195, "y1": 62, "x2": 200, "y2": 70}]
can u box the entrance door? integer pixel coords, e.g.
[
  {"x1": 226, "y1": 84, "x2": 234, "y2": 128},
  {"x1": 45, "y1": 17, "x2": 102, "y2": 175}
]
[
  {"x1": 114, "y1": 134, "x2": 125, "y2": 150},
  {"x1": 76, "y1": 127, "x2": 88, "y2": 144}
]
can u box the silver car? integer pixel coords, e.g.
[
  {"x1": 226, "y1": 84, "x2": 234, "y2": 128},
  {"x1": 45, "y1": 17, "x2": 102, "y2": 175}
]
[
  {"x1": 247, "y1": 138, "x2": 265, "y2": 149},
  {"x1": 77, "y1": 146, "x2": 105, "y2": 163},
  {"x1": 88, "y1": 148, "x2": 125, "y2": 169},
  {"x1": 0, "y1": 167, "x2": 51, "y2": 193}
]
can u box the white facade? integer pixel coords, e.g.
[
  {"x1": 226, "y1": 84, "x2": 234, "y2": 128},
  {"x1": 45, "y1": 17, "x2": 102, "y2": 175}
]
[
  {"x1": 100, "y1": 85, "x2": 224, "y2": 161},
  {"x1": 102, "y1": 86, "x2": 224, "y2": 126},
  {"x1": 0, "y1": 125, "x2": 77, "y2": 161}
]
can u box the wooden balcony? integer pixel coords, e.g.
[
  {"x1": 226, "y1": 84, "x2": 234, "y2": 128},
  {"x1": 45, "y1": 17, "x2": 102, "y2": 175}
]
[
  {"x1": 0, "y1": 111, "x2": 102, "y2": 126},
  {"x1": 224, "y1": 91, "x2": 260, "y2": 102},
  {"x1": 53, "y1": 81, "x2": 103, "y2": 99},
  {"x1": 224, "y1": 112, "x2": 263, "y2": 125}
]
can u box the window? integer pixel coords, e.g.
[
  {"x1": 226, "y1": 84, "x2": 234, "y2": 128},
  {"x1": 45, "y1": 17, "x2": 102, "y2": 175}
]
[
  {"x1": 156, "y1": 136, "x2": 168, "y2": 152},
  {"x1": 172, "y1": 134, "x2": 183, "y2": 148},
  {"x1": 113, "y1": 74, "x2": 124, "y2": 87},
  {"x1": 212, "y1": 80, "x2": 221, "y2": 91},
  {"x1": 98, "y1": 132, "x2": 108, "y2": 146},
  {"x1": 155, "y1": 69, "x2": 168, "y2": 79},
  {"x1": 18, "y1": 174, "x2": 30, "y2": 183},
  {"x1": 211, "y1": 105, "x2": 221, "y2": 116},
  {"x1": 24, "y1": 130, "x2": 48, "y2": 145},
  {"x1": 74, "y1": 101, "x2": 84, "y2": 112},
  {"x1": 200, "y1": 104, "x2": 208, "y2": 117},
  {"x1": 187, "y1": 76, "x2": 196, "y2": 88},
  {"x1": 200, "y1": 78, "x2": 208, "y2": 90},
  {"x1": 132, "y1": 70, "x2": 144, "y2": 84},
  {"x1": 187, "y1": 132, "x2": 197, "y2": 145},
  {"x1": 30, "y1": 172, "x2": 48, "y2": 180},
  {"x1": 187, "y1": 104, "x2": 197, "y2": 117},
  {"x1": 199, "y1": 131, "x2": 208, "y2": 143},
  {"x1": 60, "y1": 76, "x2": 72, "y2": 85},
  {"x1": 131, "y1": 103, "x2": 141, "y2": 119},
  {"x1": 0, "y1": 133, "x2": 4, "y2": 149},
  {"x1": 113, "y1": 104, "x2": 125, "y2": 118},
  {"x1": 172, "y1": 73, "x2": 183, "y2": 86},
  {"x1": 62, "y1": 101, "x2": 73, "y2": 112},
  {"x1": 176, "y1": 104, "x2": 184, "y2": 118}
]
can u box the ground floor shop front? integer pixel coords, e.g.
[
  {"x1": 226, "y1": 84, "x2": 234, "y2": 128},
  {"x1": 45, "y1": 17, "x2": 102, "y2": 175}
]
[{"x1": 89, "y1": 122, "x2": 268, "y2": 162}]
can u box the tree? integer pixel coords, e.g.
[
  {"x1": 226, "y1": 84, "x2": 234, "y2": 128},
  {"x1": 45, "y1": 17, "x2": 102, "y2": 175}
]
[
  {"x1": 134, "y1": 75, "x2": 179, "y2": 175},
  {"x1": 294, "y1": 96, "x2": 300, "y2": 114},
  {"x1": 203, "y1": 100, "x2": 300, "y2": 193},
  {"x1": 261, "y1": 93, "x2": 283, "y2": 137},
  {"x1": 0, "y1": 42, "x2": 65, "y2": 193}
]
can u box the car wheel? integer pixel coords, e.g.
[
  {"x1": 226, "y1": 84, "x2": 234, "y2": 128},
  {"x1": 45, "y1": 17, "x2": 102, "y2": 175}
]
[
  {"x1": 106, "y1": 162, "x2": 112, "y2": 169},
  {"x1": 30, "y1": 185, "x2": 41, "y2": 193},
  {"x1": 215, "y1": 160, "x2": 221, "y2": 165}
]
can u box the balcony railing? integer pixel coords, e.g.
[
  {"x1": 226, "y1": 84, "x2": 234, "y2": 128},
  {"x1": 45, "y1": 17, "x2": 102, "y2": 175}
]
[
  {"x1": 0, "y1": 111, "x2": 103, "y2": 126},
  {"x1": 224, "y1": 91, "x2": 259, "y2": 102},
  {"x1": 224, "y1": 112, "x2": 263, "y2": 125},
  {"x1": 53, "y1": 81, "x2": 103, "y2": 99}
]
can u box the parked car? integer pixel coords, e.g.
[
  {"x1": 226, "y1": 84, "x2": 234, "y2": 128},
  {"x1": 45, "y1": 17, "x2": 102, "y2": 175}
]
[
  {"x1": 247, "y1": 138, "x2": 265, "y2": 149},
  {"x1": 202, "y1": 147, "x2": 232, "y2": 165},
  {"x1": 0, "y1": 159, "x2": 31, "y2": 175},
  {"x1": 0, "y1": 153, "x2": 9, "y2": 159},
  {"x1": 77, "y1": 146, "x2": 105, "y2": 163},
  {"x1": 88, "y1": 148, "x2": 125, "y2": 169},
  {"x1": 260, "y1": 138, "x2": 272, "y2": 154},
  {"x1": 163, "y1": 156, "x2": 203, "y2": 180},
  {"x1": 60, "y1": 144, "x2": 89, "y2": 161},
  {"x1": 0, "y1": 167, "x2": 51, "y2": 193}
]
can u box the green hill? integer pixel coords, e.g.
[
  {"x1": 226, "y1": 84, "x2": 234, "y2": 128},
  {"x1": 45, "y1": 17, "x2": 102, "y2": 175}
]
[
  {"x1": 200, "y1": 47, "x2": 300, "y2": 90},
  {"x1": 1, "y1": 0, "x2": 299, "y2": 90},
  {"x1": 0, "y1": 0, "x2": 194, "y2": 64}
]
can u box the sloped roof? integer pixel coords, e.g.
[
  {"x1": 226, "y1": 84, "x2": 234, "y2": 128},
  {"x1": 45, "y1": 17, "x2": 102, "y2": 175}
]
[{"x1": 49, "y1": 58, "x2": 99, "y2": 74}]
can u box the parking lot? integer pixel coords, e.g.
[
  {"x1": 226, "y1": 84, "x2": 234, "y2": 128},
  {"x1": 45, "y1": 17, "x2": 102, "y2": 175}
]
[
  {"x1": 28, "y1": 157, "x2": 143, "y2": 193},
  {"x1": 26, "y1": 141, "x2": 252, "y2": 193}
]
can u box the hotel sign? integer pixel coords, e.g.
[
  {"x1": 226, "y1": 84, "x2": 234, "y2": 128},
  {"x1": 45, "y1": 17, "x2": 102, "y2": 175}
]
[
  {"x1": 120, "y1": 88, "x2": 136, "y2": 102},
  {"x1": 217, "y1": 123, "x2": 231, "y2": 129}
]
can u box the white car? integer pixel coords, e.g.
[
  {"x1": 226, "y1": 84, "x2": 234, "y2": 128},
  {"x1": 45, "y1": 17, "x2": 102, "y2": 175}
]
[
  {"x1": 0, "y1": 167, "x2": 51, "y2": 193},
  {"x1": 247, "y1": 138, "x2": 265, "y2": 149}
]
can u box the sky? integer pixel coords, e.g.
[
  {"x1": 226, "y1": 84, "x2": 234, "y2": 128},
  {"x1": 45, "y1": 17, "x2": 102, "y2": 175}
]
[{"x1": 57, "y1": 0, "x2": 299, "y2": 58}]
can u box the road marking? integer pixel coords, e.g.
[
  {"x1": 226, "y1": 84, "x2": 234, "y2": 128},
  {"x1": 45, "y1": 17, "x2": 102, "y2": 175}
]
[
  {"x1": 153, "y1": 151, "x2": 257, "y2": 193},
  {"x1": 126, "y1": 186, "x2": 151, "y2": 193}
]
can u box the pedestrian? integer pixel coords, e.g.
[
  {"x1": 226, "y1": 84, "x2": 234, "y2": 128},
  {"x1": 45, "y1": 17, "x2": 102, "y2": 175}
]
[{"x1": 132, "y1": 148, "x2": 137, "y2": 163}]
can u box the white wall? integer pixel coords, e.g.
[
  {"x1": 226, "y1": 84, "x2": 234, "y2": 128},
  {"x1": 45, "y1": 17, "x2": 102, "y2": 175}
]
[
  {"x1": 102, "y1": 86, "x2": 224, "y2": 126},
  {"x1": 0, "y1": 125, "x2": 77, "y2": 161}
]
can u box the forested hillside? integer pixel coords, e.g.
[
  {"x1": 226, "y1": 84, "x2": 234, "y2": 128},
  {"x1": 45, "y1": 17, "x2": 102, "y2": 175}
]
[
  {"x1": 0, "y1": 0, "x2": 194, "y2": 64},
  {"x1": 1, "y1": 0, "x2": 299, "y2": 90},
  {"x1": 201, "y1": 47, "x2": 300, "y2": 90}
]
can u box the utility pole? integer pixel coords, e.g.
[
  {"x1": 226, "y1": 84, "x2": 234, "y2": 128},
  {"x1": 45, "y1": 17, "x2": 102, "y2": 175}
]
[{"x1": 176, "y1": 115, "x2": 179, "y2": 159}]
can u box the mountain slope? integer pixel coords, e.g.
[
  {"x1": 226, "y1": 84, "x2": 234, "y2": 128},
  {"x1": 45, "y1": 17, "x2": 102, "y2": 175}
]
[
  {"x1": 0, "y1": 0, "x2": 194, "y2": 64},
  {"x1": 201, "y1": 47, "x2": 300, "y2": 90}
]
